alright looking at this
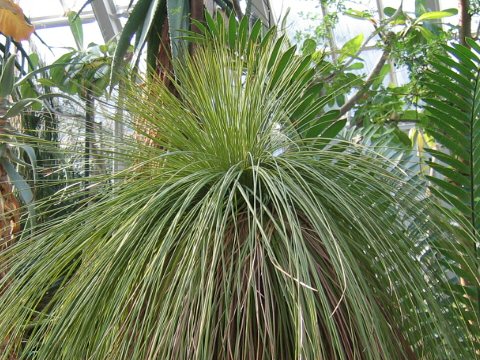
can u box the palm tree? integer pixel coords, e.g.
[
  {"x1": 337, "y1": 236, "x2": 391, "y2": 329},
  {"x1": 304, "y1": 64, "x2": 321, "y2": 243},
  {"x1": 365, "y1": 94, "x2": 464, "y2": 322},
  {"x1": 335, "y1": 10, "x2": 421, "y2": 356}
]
[{"x1": 0, "y1": 17, "x2": 477, "y2": 360}]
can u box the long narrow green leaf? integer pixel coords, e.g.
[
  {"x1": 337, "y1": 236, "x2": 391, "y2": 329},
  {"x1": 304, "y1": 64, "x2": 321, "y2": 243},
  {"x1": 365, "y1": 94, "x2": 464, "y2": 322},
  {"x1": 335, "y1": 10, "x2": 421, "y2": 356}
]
[
  {"x1": 67, "y1": 11, "x2": 84, "y2": 50},
  {"x1": 133, "y1": 0, "x2": 163, "y2": 63},
  {"x1": 1, "y1": 159, "x2": 33, "y2": 204},
  {"x1": 111, "y1": 0, "x2": 153, "y2": 84},
  {"x1": 0, "y1": 54, "x2": 16, "y2": 97}
]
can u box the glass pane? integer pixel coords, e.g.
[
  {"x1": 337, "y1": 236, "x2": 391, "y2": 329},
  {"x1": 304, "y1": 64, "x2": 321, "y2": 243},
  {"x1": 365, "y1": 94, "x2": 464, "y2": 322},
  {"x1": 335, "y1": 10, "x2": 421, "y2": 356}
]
[
  {"x1": 27, "y1": 24, "x2": 99, "y2": 64},
  {"x1": 335, "y1": 14, "x2": 379, "y2": 47},
  {"x1": 113, "y1": 0, "x2": 134, "y2": 6},
  {"x1": 18, "y1": 0, "x2": 65, "y2": 19}
]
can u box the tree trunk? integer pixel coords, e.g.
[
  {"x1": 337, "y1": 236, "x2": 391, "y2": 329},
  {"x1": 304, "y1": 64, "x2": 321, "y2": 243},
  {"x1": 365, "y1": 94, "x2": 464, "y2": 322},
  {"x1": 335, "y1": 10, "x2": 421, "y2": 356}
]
[
  {"x1": 0, "y1": 162, "x2": 20, "y2": 271},
  {"x1": 459, "y1": 0, "x2": 472, "y2": 46},
  {"x1": 156, "y1": 16, "x2": 176, "y2": 91},
  {"x1": 190, "y1": 0, "x2": 204, "y2": 35}
]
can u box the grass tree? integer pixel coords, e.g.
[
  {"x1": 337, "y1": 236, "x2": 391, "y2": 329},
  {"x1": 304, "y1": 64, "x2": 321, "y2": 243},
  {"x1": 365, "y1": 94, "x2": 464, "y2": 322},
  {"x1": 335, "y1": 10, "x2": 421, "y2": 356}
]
[{"x1": 0, "y1": 17, "x2": 478, "y2": 360}]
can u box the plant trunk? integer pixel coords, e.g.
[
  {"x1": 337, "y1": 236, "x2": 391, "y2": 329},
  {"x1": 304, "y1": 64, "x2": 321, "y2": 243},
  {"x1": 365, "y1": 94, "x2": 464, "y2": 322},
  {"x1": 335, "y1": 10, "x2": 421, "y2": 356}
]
[
  {"x1": 0, "y1": 162, "x2": 21, "y2": 358},
  {"x1": 190, "y1": 0, "x2": 204, "y2": 35},
  {"x1": 0, "y1": 162, "x2": 20, "y2": 269},
  {"x1": 340, "y1": 45, "x2": 392, "y2": 121},
  {"x1": 156, "y1": 16, "x2": 177, "y2": 93},
  {"x1": 0, "y1": 105, "x2": 20, "y2": 275},
  {"x1": 459, "y1": 0, "x2": 472, "y2": 46}
]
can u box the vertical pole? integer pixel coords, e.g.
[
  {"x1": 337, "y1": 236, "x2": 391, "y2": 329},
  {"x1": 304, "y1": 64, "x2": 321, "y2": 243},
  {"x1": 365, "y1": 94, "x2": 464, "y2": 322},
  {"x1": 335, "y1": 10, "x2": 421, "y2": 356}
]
[
  {"x1": 376, "y1": 0, "x2": 398, "y2": 86},
  {"x1": 459, "y1": 0, "x2": 472, "y2": 45},
  {"x1": 320, "y1": 1, "x2": 337, "y2": 63}
]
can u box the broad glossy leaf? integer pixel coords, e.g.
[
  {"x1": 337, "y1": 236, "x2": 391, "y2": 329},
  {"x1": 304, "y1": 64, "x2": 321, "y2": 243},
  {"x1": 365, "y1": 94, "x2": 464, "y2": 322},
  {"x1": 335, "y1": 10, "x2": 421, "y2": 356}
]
[
  {"x1": 415, "y1": 9, "x2": 457, "y2": 23},
  {"x1": 267, "y1": 36, "x2": 285, "y2": 71},
  {"x1": 270, "y1": 45, "x2": 296, "y2": 88},
  {"x1": 1, "y1": 158, "x2": 33, "y2": 204},
  {"x1": 67, "y1": 11, "x2": 84, "y2": 50},
  {"x1": 309, "y1": 112, "x2": 344, "y2": 141},
  {"x1": 5, "y1": 98, "x2": 41, "y2": 118},
  {"x1": 339, "y1": 34, "x2": 363, "y2": 62},
  {"x1": 228, "y1": 13, "x2": 236, "y2": 49},
  {"x1": 302, "y1": 39, "x2": 316, "y2": 56}
]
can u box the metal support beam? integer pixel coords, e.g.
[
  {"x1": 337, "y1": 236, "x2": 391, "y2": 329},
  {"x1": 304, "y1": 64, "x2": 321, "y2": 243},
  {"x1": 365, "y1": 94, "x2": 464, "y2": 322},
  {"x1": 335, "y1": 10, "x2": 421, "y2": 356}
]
[
  {"x1": 30, "y1": 5, "x2": 128, "y2": 31},
  {"x1": 31, "y1": 11, "x2": 97, "y2": 30},
  {"x1": 205, "y1": 0, "x2": 215, "y2": 14},
  {"x1": 249, "y1": 0, "x2": 274, "y2": 27},
  {"x1": 91, "y1": 0, "x2": 123, "y2": 42},
  {"x1": 424, "y1": 0, "x2": 440, "y2": 11}
]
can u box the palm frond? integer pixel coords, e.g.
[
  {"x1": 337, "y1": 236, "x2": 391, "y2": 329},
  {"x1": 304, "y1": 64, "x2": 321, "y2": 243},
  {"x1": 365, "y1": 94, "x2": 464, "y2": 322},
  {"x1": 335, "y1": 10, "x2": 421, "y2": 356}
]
[
  {"x1": 424, "y1": 39, "x2": 480, "y2": 232},
  {"x1": 422, "y1": 38, "x2": 479, "y2": 336}
]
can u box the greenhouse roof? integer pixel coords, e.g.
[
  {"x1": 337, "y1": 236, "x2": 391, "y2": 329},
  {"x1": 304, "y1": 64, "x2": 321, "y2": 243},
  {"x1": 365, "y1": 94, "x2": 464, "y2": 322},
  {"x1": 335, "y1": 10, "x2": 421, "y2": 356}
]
[{"x1": 14, "y1": 1, "x2": 479, "y2": 75}]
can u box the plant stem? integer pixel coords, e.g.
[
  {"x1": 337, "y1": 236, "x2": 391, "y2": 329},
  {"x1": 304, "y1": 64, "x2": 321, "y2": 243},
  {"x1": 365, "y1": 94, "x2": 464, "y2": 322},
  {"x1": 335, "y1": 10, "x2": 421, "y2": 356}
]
[
  {"x1": 459, "y1": 0, "x2": 472, "y2": 45},
  {"x1": 339, "y1": 45, "x2": 391, "y2": 119}
]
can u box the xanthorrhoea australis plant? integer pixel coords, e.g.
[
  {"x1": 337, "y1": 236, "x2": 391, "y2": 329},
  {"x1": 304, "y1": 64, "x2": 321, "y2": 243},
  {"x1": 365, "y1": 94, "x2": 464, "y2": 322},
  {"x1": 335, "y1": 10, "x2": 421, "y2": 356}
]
[{"x1": 0, "y1": 17, "x2": 477, "y2": 360}]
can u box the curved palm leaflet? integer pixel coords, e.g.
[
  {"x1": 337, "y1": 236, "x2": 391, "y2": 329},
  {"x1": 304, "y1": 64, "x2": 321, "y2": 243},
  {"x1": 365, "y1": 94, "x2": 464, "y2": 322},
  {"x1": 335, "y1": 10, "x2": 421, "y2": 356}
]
[{"x1": 423, "y1": 38, "x2": 480, "y2": 342}]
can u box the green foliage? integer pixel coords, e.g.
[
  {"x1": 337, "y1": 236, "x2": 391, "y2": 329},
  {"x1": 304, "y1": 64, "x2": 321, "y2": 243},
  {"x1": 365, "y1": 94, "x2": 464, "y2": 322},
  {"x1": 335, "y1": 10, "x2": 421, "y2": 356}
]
[
  {"x1": 67, "y1": 10, "x2": 84, "y2": 50},
  {"x1": 424, "y1": 39, "x2": 480, "y2": 231},
  {"x1": 166, "y1": 0, "x2": 190, "y2": 59},
  {"x1": 422, "y1": 41, "x2": 480, "y2": 329},
  {"x1": 34, "y1": 11, "x2": 115, "y2": 99},
  {"x1": 293, "y1": 1, "x2": 461, "y2": 126},
  {"x1": 0, "y1": 54, "x2": 16, "y2": 97},
  {"x1": 0, "y1": 20, "x2": 477, "y2": 359},
  {"x1": 46, "y1": 41, "x2": 115, "y2": 98},
  {"x1": 337, "y1": 33, "x2": 363, "y2": 62},
  {"x1": 111, "y1": 0, "x2": 268, "y2": 82},
  {"x1": 185, "y1": 14, "x2": 345, "y2": 142},
  {"x1": 0, "y1": 52, "x2": 39, "y2": 224}
]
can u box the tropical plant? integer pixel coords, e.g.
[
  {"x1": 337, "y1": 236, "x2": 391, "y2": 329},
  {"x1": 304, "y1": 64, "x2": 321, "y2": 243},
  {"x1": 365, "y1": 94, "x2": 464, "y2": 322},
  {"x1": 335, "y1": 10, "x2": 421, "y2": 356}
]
[
  {"x1": 107, "y1": 0, "x2": 272, "y2": 82},
  {"x1": 40, "y1": 11, "x2": 116, "y2": 181},
  {"x1": 0, "y1": 1, "x2": 36, "y2": 249},
  {"x1": 294, "y1": 1, "x2": 459, "y2": 126},
  {"x1": 421, "y1": 38, "x2": 480, "y2": 337},
  {"x1": 0, "y1": 17, "x2": 477, "y2": 359}
]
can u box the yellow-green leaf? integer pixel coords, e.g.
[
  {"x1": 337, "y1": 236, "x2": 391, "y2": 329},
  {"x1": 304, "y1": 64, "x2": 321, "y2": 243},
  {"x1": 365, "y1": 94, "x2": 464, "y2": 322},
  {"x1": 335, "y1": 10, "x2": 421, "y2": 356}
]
[{"x1": 415, "y1": 9, "x2": 458, "y2": 24}]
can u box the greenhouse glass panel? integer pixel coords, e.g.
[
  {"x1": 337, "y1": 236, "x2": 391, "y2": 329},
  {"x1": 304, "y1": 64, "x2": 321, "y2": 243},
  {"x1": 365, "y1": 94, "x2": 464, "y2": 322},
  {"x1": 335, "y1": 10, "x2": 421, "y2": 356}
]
[{"x1": 18, "y1": 0, "x2": 65, "y2": 19}]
